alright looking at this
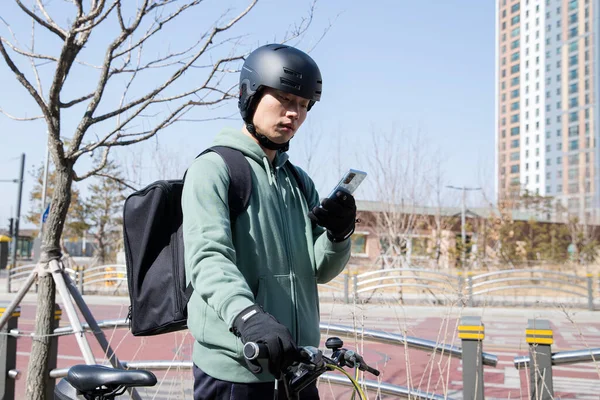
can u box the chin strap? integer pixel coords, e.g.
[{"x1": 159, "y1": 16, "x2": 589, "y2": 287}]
[{"x1": 246, "y1": 123, "x2": 290, "y2": 152}]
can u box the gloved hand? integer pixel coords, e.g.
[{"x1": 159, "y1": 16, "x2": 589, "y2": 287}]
[
  {"x1": 308, "y1": 190, "x2": 357, "y2": 242},
  {"x1": 231, "y1": 304, "x2": 299, "y2": 377}
]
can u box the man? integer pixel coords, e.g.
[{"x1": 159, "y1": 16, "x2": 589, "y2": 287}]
[{"x1": 182, "y1": 44, "x2": 356, "y2": 399}]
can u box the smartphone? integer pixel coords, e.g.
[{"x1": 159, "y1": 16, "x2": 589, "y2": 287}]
[{"x1": 327, "y1": 169, "x2": 367, "y2": 199}]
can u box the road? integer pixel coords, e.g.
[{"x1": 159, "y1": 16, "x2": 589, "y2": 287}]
[{"x1": 2, "y1": 292, "x2": 600, "y2": 399}]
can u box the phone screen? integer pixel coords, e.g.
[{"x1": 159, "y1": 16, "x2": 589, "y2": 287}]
[{"x1": 327, "y1": 169, "x2": 367, "y2": 198}]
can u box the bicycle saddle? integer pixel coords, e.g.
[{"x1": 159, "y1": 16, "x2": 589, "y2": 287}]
[{"x1": 66, "y1": 365, "x2": 157, "y2": 392}]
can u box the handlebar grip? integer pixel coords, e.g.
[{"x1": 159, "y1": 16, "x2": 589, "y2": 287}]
[
  {"x1": 243, "y1": 342, "x2": 268, "y2": 361},
  {"x1": 364, "y1": 365, "x2": 380, "y2": 377}
]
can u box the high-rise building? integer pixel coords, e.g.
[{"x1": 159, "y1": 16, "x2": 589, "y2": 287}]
[{"x1": 495, "y1": 0, "x2": 599, "y2": 219}]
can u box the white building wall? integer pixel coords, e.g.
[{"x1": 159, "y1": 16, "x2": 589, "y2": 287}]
[{"x1": 520, "y1": 0, "x2": 548, "y2": 195}]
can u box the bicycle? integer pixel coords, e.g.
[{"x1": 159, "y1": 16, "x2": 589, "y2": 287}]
[{"x1": 54, "y1": 337, "x2": 378, "y2": 400}]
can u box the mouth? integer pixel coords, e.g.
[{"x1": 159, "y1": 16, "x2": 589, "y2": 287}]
[{"x1": 279, "y1": 123, "x2": 295, "y2": 133}]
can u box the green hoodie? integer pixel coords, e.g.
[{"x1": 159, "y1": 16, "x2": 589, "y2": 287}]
[{"x1": 182, "y1": 127, "x2": 351, "y2": 383}]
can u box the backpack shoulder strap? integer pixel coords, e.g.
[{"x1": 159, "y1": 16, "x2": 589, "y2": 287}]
[
  {"x1": 205, "y1": 146, "x2": 252, "y2": 219},
  {"x1": 185, "y1": 146, "x2": 252, "y2": 219},
  {"x1": 285, "y1": 161, "x2": 317, "y2": 230},
  {"x1": 285, "y1": 160, "x2": 309, "y2": 201},
  {"x1": 183, "y1": 146, "x2": 252, "y2": 304}
]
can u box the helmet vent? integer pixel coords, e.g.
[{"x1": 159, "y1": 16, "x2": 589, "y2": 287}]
[
  {"x1": 280, "y1": 78, "x2": 301, "y2": 90},
  {"x1": 272, "y1": 46, "x2": 287, "y2": 51},
  {"x1": 283, "y1": 68, "x2": 302, "y2": 79}
]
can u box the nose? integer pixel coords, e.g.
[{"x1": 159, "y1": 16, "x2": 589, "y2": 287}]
[{"x1": 286, "y1": 102, "x2": 301, "y2": 119}]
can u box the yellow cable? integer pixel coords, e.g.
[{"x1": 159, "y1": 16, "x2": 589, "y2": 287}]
[
  {"x1": 326, "y1": 364, "x2": 367, "y2": 400},
  {"x1": 350, "y1": 367, "x2": 359, "y2": 400}
]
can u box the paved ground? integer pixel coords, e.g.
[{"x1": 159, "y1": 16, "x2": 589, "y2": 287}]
[{"x1": 1, "y1": 271, "x2": 600, "y2": 399}]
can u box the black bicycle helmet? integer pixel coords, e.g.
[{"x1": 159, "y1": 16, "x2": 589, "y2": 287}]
[{"x1": 238, "y1": 44, "x2": 322, "y2": 151}]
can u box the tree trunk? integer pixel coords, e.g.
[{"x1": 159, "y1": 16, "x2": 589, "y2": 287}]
[{"x1": 26, "y1": 163, "x2": 72, "y2": 400}]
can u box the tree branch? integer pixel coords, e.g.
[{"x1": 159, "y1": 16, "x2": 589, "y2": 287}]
[
  {"x1": 281, "y1": 0, "x2": 317, "y2": 45},
  {"x1": 0, "y1": 37, "x2": 58, "y2": 62},
  {"x1": 59, "y1": 93, "x2": 95, "y2": 108},
  {"x1": 112, "y1": 0, "x2": 203, "y2": 59},
  {"x1": 0, "y1": 40, "x2": 49, "y2": 117},
  {"x1": 82, "y1": 54, "x2": 239, "y2": 156},
  {"x1": 29, "y1": 15, "x2": 45, "y2": 100},
  {"x1": 92, "y1": 173, "x2": 138, "y2": 191},
  {"x1": 91, "y1": 2, "x2": 256, "y2": 126},
  {"x1": 0, "y1": 107, "x2": 44, "y2": 121},
  {"x1": 74, "y1": 92, "x2": 231, "y2": 159},
  {"x1": 36, "y1": 0, "x2": 63, "y2": 32},
  {"x1": 67, "y1": 0, "x2": 151, "y2": 158},
  {"x1": 73, "y1": 147, "x2": 110, "y2": 181},
  {"x1": 73, "y1": 1, "x2": 118, "y2": 34},
  {"x1": 14, "y1": 0, "x2": 67, "y2": 40},
  {"x1": 73, "y1": 0, "x2": 84, "y2": 19}
]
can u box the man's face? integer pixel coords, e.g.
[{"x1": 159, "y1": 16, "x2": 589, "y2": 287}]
[{"x1": 252, "y1": 87, "x2": 310, "y2": 144}]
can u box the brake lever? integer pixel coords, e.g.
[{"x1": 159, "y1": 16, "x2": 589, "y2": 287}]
[{"x1": 345, "y1": 350, "x2": 380, "y2": 377}]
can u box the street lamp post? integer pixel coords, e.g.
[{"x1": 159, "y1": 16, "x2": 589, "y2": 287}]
[
  {"x1": 446, "y1": 185, "x2": 482, "y2": 269},
  {"x1": 0, "y1": 154, "x2": 25, "y2": 275}
]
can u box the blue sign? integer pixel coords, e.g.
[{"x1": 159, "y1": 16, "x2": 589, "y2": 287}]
[{"x1": 42, "y1": 204, "x2": 50, "y2": 223}]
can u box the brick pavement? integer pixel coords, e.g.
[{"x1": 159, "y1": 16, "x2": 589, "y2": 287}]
[{"x1": 1, "y1": 278, "x2": 599, "y2": 398}]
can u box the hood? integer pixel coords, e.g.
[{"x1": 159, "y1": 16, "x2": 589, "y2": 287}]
[{"x1": 212, "y1": 127, "x2": 289, "y2": 170}]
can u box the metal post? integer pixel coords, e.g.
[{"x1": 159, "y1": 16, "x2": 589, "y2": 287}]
[
  {"x1": 353, "y1": 273, "x2": 358, "y2": 303},
  {"x1": 9, "y1": 154, "x2": 25, "y2": 273},
  {"x1": 0, "y1": 303, "x2": 20, "y2": 400},
  {"x1": 39, "y1": 140, "x2": 50, "y2": 239},
  {"x1": 45, "y1": 304, "x2": 62, "y2": 400},
  {"x1": 586, "y1": 274, "x2": 594, "y2": 311},
  {"x1": 78, "y1": 266, "x2": 84, "y2": 295},
  {"x1": 467, "y1": 272, "x2": 474, "y2": 307},
  {"x1": 457, "y1": 272, "x2": 464, "y2": 305},
  {"x1": 458, "y1": 316, "x2": 485, "y2": 400},
  {"x1": 343, "y1": 272, "x2": 349, "y2": 304},
  {"x1": 526, "y1": 319, "x2": 554, "y2": 399},
  {"x1": 461, "y1": 187, "x2": 466, "y2": 268}
]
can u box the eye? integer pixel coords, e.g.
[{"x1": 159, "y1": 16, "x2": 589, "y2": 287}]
[{"x1": 277, "y1": 93, "x2": 290, "y2": 102}]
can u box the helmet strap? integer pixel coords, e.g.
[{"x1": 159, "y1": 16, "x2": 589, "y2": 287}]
[{"x1": 246, "y1": 123, "x2": 290, "y2": 152}]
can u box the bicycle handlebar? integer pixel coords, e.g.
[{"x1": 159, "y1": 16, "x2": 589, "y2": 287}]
[
  {"x1": 242, "y1": 337, "x2": 380, "y2": 397},
  {"x1": 243, "y1": 341, "x2": 268, "y2": 360}
]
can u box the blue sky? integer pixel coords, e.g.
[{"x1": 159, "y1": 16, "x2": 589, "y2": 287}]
[{"x1": 0, "y1": 0, "x2": 496, "y2": 229}]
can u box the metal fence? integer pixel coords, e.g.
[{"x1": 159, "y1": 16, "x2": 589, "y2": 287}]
[
  {"x1": 1, "y1": 305, "x2": 598, "y2": 398},
  {"x1": 7, "y1": 263, "x2": 128, "y2": 296},
  {"x1": 9, "y1": 264, "x2": 599, "y2": 310},
  {"x1": 332, "y1": 267, "x2": 600, "y2": 310},
  {"x1": 0, "y1": 312, "x2": 466, "y2": 399}
]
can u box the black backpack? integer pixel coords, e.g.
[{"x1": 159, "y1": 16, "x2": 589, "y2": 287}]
[{"x1": 123, "y1": 146, "x2": 308, "y2": 336}]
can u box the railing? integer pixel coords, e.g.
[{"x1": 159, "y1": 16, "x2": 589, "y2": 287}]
[
  {"x1": 9, "y1": 264, "x2": 599, "y2": 310},
  {"x1": 3, "y1": 302, "x2": 599, "y2": 399},
  {"x1": 514, "y1": 347, "x2": 600, "y2": 368},
  {"x1": 8, "y1": 263, "x2": 128, "y2": 296},
  {"x1": 511, "y1": 319, "x2": 600, "y2": 398},
  {"x1": 468, "y1": 269, "x2": 594, "y2": 309},
  {"x1": 349, "y1": 268, "x2": 599, "y2": 310},
  {"x1": 3, "y1": 314, "x2": 496, "y2": 399}
]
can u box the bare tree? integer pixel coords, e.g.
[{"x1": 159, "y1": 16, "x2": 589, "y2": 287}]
[
  {"x1": 365, "y1": 125, "x2": 434, "y2": 268},
  {"x1": 565, "y1": 213, "x2": 600, "y2": 265},
  {"x1": 0, "y1": 1, "x2": 322, "y2": 396},
  {"x1": 86, "y1": 160, "x2": 126, "y2": 264},
  {"x1": 423, "y1": 157, "x2": 456, "y2": 269}
]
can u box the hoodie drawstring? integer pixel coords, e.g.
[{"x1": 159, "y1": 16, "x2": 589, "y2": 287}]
[{"x1": 263, "y1": 157, "x2": 275, "y2": 186}]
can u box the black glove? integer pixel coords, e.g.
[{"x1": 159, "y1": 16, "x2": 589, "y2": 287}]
[
  {"x1": 308, "y1": 190, "x2": 357, "y2": 242},
  {"x1": 231, "y1": 305, "x2": 299, "y2": 377}
]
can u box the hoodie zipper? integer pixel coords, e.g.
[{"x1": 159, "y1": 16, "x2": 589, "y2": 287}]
[{"x1": 271, "y1": 163, "x2": 299, "y2": 344}]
